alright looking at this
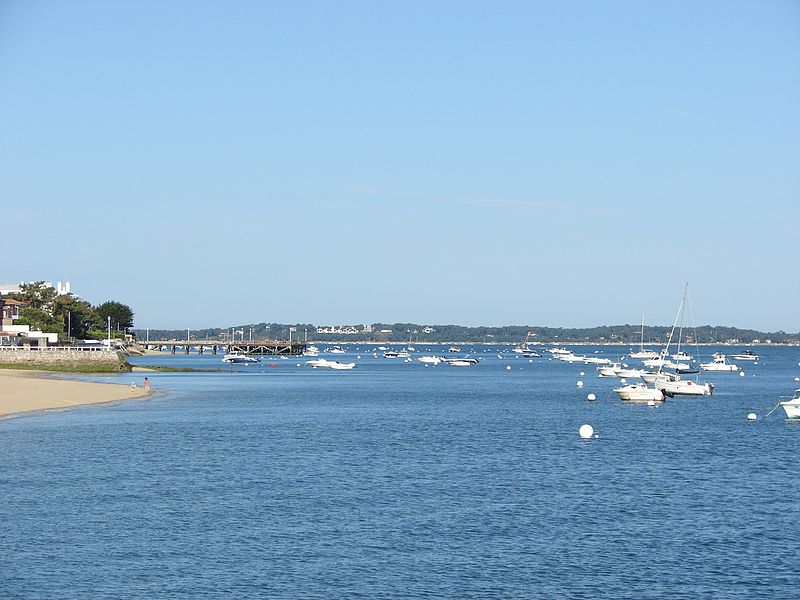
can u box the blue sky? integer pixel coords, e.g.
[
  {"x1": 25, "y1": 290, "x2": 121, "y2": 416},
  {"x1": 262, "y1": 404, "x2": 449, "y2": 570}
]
[{"x1": 1, "y1": 1, "x2": 798, "y2": 331}]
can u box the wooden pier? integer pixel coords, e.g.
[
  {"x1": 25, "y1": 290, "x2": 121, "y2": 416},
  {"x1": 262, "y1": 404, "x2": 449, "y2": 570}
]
[{"x1": 140, "y1": 339, "x2": 306, "y2": 356}]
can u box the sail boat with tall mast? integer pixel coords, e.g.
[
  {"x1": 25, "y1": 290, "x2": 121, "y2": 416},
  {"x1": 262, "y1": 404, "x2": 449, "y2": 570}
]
[
  {"x1": 629, "y1": 315, "x2": 659, "y2": 359},
  {"x1": 659, "y1": 284, "x2": 714, "y2": 397}
]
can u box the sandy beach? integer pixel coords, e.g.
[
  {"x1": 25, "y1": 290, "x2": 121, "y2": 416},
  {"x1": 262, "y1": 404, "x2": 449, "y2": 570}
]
[{"x1": 0, "y1": 369, "x2": 151, "y2": 419}]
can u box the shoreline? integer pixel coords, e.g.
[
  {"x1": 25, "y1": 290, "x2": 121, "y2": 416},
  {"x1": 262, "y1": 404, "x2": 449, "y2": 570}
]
[{"x1": 0, "y1": 369, "x2": 152, "y2": 419}]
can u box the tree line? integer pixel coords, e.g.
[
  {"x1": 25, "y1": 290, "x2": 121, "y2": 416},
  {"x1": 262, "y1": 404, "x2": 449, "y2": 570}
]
[
  {"x1": 8, "y1": 282, "x2": 134, "y2": 340},
  {"x1": 131, "y1": 321, "x2": 798, "y2": 344}
]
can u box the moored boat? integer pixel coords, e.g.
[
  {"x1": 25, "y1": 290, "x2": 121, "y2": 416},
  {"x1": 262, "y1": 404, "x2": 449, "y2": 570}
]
[
  {"x1": 700, "y1": 355, "x2": 739, "y2": 372},
  {"x1": 222, "y1": 352, "x2": 260, "y2": 364},
  {"x1": 780, "y1": 390, "x2": 800, "y2": 419},
  {"x1": 661, "y1": 380, "x2": 714, "y2": 397},
  {"x1": 613, "y1": 383, "x2": 665, "y2": 402},
  {"x1": 730, "y1": 349, "x2": 759, "y2": 361}
]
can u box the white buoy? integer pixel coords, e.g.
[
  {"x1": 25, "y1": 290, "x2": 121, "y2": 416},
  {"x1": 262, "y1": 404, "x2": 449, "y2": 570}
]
[
  {"x1": 647, "y1": 400, "x2": 656, "y2": 407},
  {"x1": 620, "y1": 378, "x2": 627, "y2": 384},
  {"x1": 576, "y1": 380, "x2": 584, "y2": 387},
  {"x1": 739, "y1": 371, "x2": 745, "y2": 377},
  {"x1": 357, "y1": 355, "x2": 362, "y2": 359},
  {"x1": 794, "y1": 377, "x2": 800, "y2": 382},
  {"x1": 579, "y1": 371, "x2": 585, "y2": 376},
  {"x1": 587, "y1": 393, "x2": 596, "y2": 401},
  {"x1": 529, "y1": 359, "x2": 533, "y2": 363},
  {"x1": 296, "y1": 363, "x2": 301, "y2": 367},
  {"x1": 506, "y1": 365, "x2": 512, "y2": 370},
  {"x1": 747, "y1": 413, "x2": 757, "y2": 421},
  {"x1": 579, "y1": 424, "x2": 594, "y2": 439}
]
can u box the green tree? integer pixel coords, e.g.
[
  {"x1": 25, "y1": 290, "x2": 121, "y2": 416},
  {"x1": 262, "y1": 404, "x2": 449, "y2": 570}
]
[
  {"x1": 14, "y1": 282, "x2": 60, "y2": 331},
  {"x1": 55, "y1": 295, "x2": 101, "y2": 339},
  {"x1": 95, "y1": 301, "x2": 134, "y2": 332}
]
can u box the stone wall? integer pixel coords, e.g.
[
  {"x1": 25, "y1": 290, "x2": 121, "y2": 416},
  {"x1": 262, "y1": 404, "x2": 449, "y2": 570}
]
[{"x1": 0, "y1": 348, "x2": 129, "y2": 371}]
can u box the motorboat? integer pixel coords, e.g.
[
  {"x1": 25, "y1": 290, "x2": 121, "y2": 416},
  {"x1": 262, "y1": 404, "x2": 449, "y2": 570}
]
[
  {"x1": 448, "y1": 346, "x2": 462, "y2": 353},
  {"x1": 521, "y1": 350, "x2": 543, "y2": 358},
  {"x1": 397, "y1": 350, "x2": 411, "y2": 359},
  {"x1": 629, "y1": 349, "x2": 660, "y2": 359},
  {"x1": 671, "y1": 351, "x2": 693, "y2": 362},
  {"x1": 700, "y1": 355, "x2": 739, "y2": 372},
  {"x1": 417, "y1": 355, "x2": 444, "y2": 365},
  {"x1": 661, "y1": 380, "x2": 714, "y2": 397},
  {"x1": 614, "y1": 383, "x2": 665, "y2": 402},
  {"x1": 641, "y1": 371, "x2": 678, "y2": 385},
  {"x1": 780, "y1": 390, "x2": 800, "y2": 419},
  {"x1": 327, "y1": 361, "x2": 356, "y2": 370},
  {"x1": 383, "y1": 351, "x2": 400, "y2": 359},
  {"x1": 327, "y1": 345, "x2": 346, "y2": 354},
  {"x1": 303, "y1": 345, "x2": 320, "y2": 356},
  {"x1": 613, "y1": 366, "x2": 645, "y2": 378},
  {"x1": 582, "y1": 356, "x2": 613, "y2": 365},
  {"x1": 548, "y1": 347, "x2": 572, "y2": 355},
  {"x1": 222, "y1": 352, "x2": 260, "y2": 364},
  {"x1": 597, "y1": 363, "x2": 620, "y2": 377},
  {"x1": 730, "y1": 349, "x2": 759, "y2": 361},
  {"x1": 306, "y1": 358, "x2": 331, "y2": 368},
  {"x1": 444, "y1": 357, "x2": 479, "y2": 366}
]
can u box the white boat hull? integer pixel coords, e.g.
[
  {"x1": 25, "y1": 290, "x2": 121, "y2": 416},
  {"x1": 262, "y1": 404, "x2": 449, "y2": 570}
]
[
  {"x1": 614, "y1": 384, "x2": 665, "y2": 402},
  {"x1": 661, "y1": 380, "x2": 714, "y2": 397},
  {"x1": 781, "y1": 401, "x2": 800, "y2": 419},
  {"x1": 701, "y1": 363, "x2": 739, "y2": 372}
]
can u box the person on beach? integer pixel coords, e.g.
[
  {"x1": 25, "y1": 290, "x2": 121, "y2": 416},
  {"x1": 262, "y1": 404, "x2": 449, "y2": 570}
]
[{"x1": 144, "y1": 377, "x2": 151, "y2": 393}]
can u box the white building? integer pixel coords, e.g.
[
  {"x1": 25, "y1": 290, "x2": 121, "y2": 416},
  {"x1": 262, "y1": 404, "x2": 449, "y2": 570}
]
[{"x1": 0, "y1": 281, "x2": 72, "y2": 296}]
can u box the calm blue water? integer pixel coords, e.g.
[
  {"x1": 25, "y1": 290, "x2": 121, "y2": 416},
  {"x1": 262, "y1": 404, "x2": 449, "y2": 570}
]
[{"x1": 2, "y1": 345, "x2": 799, "y2": 599}]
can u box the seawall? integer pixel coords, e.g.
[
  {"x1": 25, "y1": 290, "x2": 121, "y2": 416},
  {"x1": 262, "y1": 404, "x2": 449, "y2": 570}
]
[{"x1": 0, "y1": 348, "x2": 130, "y2": 372}]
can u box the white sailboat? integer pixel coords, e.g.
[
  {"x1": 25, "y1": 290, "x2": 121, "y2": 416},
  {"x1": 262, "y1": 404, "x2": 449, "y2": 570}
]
[{"x1": 629, "y1": 315, "x2": 660, "y2": 359}]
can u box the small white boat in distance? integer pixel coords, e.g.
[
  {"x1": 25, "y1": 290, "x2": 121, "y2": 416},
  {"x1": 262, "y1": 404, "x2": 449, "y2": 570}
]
[
  {"x1": 700, "y1": 355, "x2": 739, "y2": 372},
  {"x1": 614, "y1": 366, "x2": 646, "y2": 378},
  {"x1": 327, "y1": 361, "x2": 356, "y2": 370},
  {"x1": 222, "y1": 352, "x2": 260, "y2": 364},
  {"x1": 671, "y1": 351, "x2": 693, "y2": 362},
  {"x1": 614, "y1": 383, "x2": 665, "y2": 403},
  {"x1": 306, "y1": 358, "x2": 332, "y2": 368},
  {"x1": 629, "y1": 349, "x2": 660, "y2": 359},
  {"x1": 641, "y1": 371, "x2": 678, "y2": 385},
  {"x1": 597, "y1": 363, "x2": 621, "y2": 377},
  {"x1": 780, "y1": 390, "x2": 800, "y2": 419},
  {"x1": 730, "y1": 349, "x2": 759, "y2": 361},
  {"x1": 303, "y1": 345, "x2": 320, "y2": 356},
  {"x1": 417, "y1": 355, "x2": 444, "y2": 365},
  {"x1": 444, "y1": 357, "x2": 479, "y2": 366},
  {"x1": 327, "y1": 345, "x2": 346, "y2": 354},
  {"x1": 448, "y1": 346, "x2": 462, "y2": 353}
]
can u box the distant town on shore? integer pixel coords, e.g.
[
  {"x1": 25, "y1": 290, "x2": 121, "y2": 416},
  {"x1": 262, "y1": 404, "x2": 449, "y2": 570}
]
[{"x1": 132, "y1": 322, "x2": 800, "y2": 346}]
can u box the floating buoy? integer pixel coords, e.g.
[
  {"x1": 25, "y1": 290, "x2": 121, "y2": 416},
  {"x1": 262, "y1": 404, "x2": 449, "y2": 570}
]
[
  {"x1": 357, "y1": 355, "x2": 362, "y2": 359},
  {"x1": 620, "y1": 378, "x2": 627, "y2": 384},
  {"x1": 739, "y1": 371, "x2": 745, "y2": 377},
  {"x1": 296, "y1": 363, "x2": 301, "y2": 367},
  {"x1": 647, "y1": 400, "x2": 656, "y2": 407},
  {"x1": 576, "y1": 380, "x2": 584, "y2": 387},
  {"x1": 794, "y1": 377, "x2": 800, "y2": 382},
  {"x1": 506, "y1": 365, "x2": 512, "y2": 370},
  {"x1": 587, "y1": 393, "x2": 596, "y2": 401},
  {"x1": 579, "y1": 424, "x2": 594, "y2": 439},
  {"x1": 747, "y1": 413, "x2": 757, "y2": 421},
  {"x1": 579, "y1": 371, "x2": 585, "y2": 376}
]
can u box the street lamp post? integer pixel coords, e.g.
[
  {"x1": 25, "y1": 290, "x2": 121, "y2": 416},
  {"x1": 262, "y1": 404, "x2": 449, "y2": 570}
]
[{"x1": 107, "y1": 316, "x2": 111, "y2": 345}]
